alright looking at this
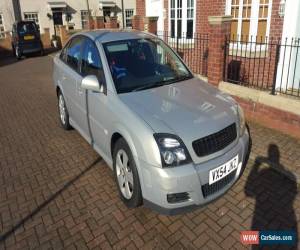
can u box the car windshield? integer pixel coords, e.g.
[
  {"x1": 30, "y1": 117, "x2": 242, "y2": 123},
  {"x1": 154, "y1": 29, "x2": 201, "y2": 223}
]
[
  {"x1": 17, "y1": 22, "x2": 37, "y2": 35},
  {"x1": 102, "y1": 38, "x2": 193, "y2": 94}
]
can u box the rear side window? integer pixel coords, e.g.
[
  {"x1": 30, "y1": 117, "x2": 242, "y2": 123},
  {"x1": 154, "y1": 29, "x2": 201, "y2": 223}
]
[
  {"x1": 66, "y1": 37, "x2": 83, "y2": 72},
  {"x1": 81, "y1": 38, "x2": 105, "y2": 84}
]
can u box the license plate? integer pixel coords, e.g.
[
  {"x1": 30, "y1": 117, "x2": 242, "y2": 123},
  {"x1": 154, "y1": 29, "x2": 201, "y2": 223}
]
[
  {"x1": 24, "y1": 35, "x2": 34, "y2": 40},
  {"x1": 209, "y1": 155, "x2": 238, "y2": 185}
]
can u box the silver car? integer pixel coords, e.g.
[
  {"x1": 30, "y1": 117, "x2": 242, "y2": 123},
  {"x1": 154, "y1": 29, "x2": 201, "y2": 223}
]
[{"x1": 53, "y1": 30, "x2": 250, "y2": 215}]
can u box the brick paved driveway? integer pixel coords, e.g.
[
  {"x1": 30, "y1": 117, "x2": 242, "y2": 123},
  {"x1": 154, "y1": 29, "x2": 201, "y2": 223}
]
[{"x1": 0, "y1": 55, "x2": 299, "y2": 249}]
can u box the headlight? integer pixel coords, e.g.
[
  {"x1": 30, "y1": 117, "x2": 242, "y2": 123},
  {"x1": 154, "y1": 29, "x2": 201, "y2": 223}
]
[
  {"x1": 237, "y1": 105, "x2": 246, "y2": 136},
  {"x1": 154, "y1": 134, "x2": 192, "y2": 167}
]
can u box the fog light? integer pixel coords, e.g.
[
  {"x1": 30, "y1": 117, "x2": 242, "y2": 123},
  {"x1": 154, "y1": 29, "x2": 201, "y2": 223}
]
[{"x1": 167, "y1": 192, "x2": 190, "y2": 203}]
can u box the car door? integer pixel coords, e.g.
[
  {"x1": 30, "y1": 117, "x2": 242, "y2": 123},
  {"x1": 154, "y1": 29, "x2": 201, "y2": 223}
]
[
  {"x1": 81, "y1": 38, "x2": 110, "y2": 155},
  {"x1": 62, "y1": 36, "x2": 90, "y2": 142}
]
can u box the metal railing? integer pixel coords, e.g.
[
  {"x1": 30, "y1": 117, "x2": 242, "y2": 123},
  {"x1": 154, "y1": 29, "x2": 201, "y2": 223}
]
[
  {"x1": 223, "y1": 35, "x2": 300, "y2": 98},
  {"x1": 157, "y1": 31, "x2": 209, "y2": 77}
]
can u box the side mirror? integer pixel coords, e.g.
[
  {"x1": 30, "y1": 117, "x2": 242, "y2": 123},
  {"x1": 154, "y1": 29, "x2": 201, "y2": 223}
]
[{"x1": 81, "y1": 75, "x2": 103, "y2": 93}]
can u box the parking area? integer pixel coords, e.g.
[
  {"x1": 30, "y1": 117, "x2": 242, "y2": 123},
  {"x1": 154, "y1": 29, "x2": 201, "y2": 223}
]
[{"x1": 0, "y1": 55, "x2": 299, "y2": 249}]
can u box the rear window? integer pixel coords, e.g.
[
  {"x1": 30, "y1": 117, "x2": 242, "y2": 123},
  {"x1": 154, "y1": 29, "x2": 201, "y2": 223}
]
[{"x1": 17, "y1": 22, "x2": 37, "y2": 34}]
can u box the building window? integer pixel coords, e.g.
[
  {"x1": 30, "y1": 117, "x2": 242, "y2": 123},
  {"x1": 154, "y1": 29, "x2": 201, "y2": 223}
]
[
  {"x1": 186, "y1": 0, "x2": 194, "y2": 38},
  {"x1": 24, "y1": 12, "x2": 39, "y2": 28},
  {"x1": 0, "y1": 13, "x2": 5, "y2": 39},
  {"x1": 169, "y1": 0, "x2": 195, "y2": 38},
  {"x1": 125, "y1": 9, "x2": 134, "y2": 28},
  {"x1": 81, "y1": 10, "x2": 89, "y2": 29},
  {"x1": 228, "y1": 0, "x2": 271, "y2": 42},
  {"x1": 258, "y1": 0, "x2": 269, "y2": 42}
]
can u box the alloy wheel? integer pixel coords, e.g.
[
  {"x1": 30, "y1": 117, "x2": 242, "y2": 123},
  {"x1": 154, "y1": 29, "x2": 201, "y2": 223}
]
[
  {"x1": 115, "y1": 149, "x2": 134, "y2": 199},
  {"x1": 58, "y1": 94, "x2": 66, "y2": 125}
]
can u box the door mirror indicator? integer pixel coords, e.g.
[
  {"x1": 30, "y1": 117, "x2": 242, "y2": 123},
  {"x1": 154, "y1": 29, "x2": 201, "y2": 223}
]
[{"x1": 81, "y1": 75, "x2": 103, "y2": 93}]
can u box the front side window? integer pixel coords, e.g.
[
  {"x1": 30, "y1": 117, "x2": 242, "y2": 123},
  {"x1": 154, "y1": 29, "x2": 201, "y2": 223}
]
[
  {"x1": 81, "y1": 39, "x2": 105, "y2": 84},
  {"x1": 66, "y1": 37, "x2": 83, "y2": 72},
  {"x1": 0, "y1": 13, "x2": 5, "y2": 39},
  {"x1": 125, "y1": 9, "x2": 134, "y2": 28},
  {"x1": 229, "y1": 0, "x2": 271, "y2": 42},
  {"x1": 103, "y1": 38, "x2": 192, "y2": 94},
  {"x1": 170, "y1": 0, "x2": 195, "y2": 38},
  {"x1": 24, "y1": 12, "x2": 39, "y2": 28}
]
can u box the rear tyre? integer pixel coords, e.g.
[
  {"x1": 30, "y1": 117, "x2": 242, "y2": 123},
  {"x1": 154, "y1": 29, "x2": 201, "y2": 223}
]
[
  {"x1": 58, "y1": 91, "x2": 71, "y2": 130},
  {"x1": 113, "y1": 138, "x2": 143, "y2": 208},
  {"x1": 15, "y1": 46, "x2": 22, "y2": 60}
]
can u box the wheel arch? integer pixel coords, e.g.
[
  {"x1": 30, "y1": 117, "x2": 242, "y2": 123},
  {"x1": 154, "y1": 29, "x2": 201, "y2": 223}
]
[
  {"x1": 110, "y1": 128, "x2": 145, "y2": 199},
  {"x1": 110, "y1": 128, "x2": 138, "y2": 160}
]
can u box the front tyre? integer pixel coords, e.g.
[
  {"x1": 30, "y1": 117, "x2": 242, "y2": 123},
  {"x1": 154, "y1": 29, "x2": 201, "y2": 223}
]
[
  {"x1": 58, "y1": 92, "x2": 71, "y2": 130},
  {"x1": 113, "y1": 138, "x2": 143, "y2": 208}
]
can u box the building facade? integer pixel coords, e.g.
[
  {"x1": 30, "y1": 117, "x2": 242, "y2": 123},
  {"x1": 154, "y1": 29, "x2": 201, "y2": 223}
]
[
  {"x1": 140, "y1": 0, "x2": 288, "y2": 40},
  {"x1": 0, "y1": 0, "x2": 136, "y2": 37},
  {"x1": 138, "y1": 0, "x2": 299, "y2": 94}
]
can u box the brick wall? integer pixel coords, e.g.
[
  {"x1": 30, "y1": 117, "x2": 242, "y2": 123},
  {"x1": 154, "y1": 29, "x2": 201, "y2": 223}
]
[
  {"x1": 269, "y1": 0, "x2": 284, "y2": 40},
  {"x1": 195, "y1": 0, "x2": 226, "y2": 34},
  {"x1": 235, "y1": 96, "x2": 300, "y2": 139},
  {"x1": 164, "y1": 0, "x2": 168, "y2": 32},
  {"x1": 136, "y1": 0, "x2": 146, "y2": 17}
]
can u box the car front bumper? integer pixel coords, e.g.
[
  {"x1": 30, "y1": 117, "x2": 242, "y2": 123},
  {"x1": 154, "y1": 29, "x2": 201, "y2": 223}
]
[{"x1": 137, "y1": 129, "x2": 250, "y2": 215}]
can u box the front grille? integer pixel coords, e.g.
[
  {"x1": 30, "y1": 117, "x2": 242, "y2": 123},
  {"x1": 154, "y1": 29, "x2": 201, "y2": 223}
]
[
  {"x1": 192, "y1": 123, "x2": 237, "y2": 157},
  {"x1": 202, "y1": 170, "x2": 237, "y2": 198}
]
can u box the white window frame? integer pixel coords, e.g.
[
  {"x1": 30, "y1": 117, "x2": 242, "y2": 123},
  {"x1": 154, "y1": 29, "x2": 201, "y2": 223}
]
[
  {"x1": 81, "y1": 10, "x2": 89, "y2": 29},
  {"x1": 125, "y1": 9, "x2": 134, "y2": 28},
  {"x1": 24, "y1": 12, "x2": 40, "y2": 28},
  {"x1": 226, "y1": 0, "x2": 272, "y2": 52},
  {"x1": 0, "y1": 13, "x2": 6, "y2": 39},
  {"x1": 168, "y1": 0, "x2": 196, "y2": 41}
]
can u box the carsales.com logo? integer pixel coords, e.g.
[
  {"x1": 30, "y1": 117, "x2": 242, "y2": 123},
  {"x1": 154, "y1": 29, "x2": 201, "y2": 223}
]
[{"x1": 240, "y1": 231, "x2": 296, "y2": 246}]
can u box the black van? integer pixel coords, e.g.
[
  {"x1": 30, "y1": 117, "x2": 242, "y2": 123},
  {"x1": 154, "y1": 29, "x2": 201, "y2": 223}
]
[{"x1": 11, "y1": 21, "x2": 44, "y2": 59}]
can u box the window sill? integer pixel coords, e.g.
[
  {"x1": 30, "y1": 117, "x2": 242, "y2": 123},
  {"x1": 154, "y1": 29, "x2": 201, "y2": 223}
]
[{"x1": 228, "y1": 43, "x2": 269, "y2": 58}]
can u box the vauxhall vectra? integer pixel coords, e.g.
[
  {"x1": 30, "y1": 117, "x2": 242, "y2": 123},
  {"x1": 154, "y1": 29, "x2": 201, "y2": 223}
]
[{"x1": 53, "y1": 30, "x2": 250, "y2": 215}]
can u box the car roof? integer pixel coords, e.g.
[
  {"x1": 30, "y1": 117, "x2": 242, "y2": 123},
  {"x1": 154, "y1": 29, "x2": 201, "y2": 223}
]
[
  {"x1": 14, "y1": 20, "x2": 36, "y2": 25},
  {"x1": 75, "y1": 29, "x2": 156, "y2": 44}
]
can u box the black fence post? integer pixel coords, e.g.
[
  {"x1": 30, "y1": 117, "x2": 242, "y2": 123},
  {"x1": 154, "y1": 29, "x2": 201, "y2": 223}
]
[
  {"x1": 176, "y1": 35, "x2": 179, "y2": 53},
  {"x1": 223, "y1": 36, "x2": 228, "y2": 81},
  {"x1": 271, "y1": 44, "x2": 281, "y2": 95}
]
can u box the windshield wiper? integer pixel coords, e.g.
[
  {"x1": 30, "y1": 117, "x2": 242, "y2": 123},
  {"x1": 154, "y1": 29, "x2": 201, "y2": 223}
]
[
  {"x1": 163, "y1": 75, "x2": 193, "y2": 85},
  {"x1": 132, "y1": 81, "x2": 166, "y2": 92},
  {"x1": 131, "y1": 75, "x2": 193, "y2": 92}
]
